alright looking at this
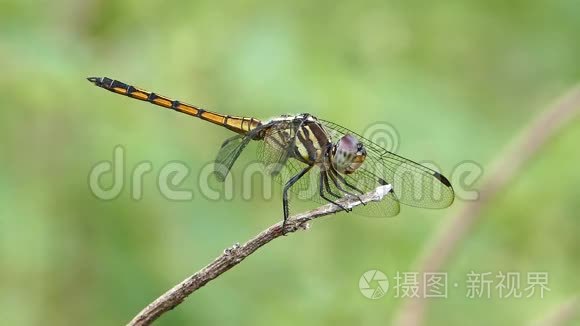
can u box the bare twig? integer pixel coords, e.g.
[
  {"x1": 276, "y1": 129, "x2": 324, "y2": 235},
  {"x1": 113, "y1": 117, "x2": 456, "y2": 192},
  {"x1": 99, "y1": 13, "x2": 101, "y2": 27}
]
[
  {"x1": 394, "y1": 86, "x2": 580, "y2": 326},
  {"x1": 128, "y1": 185, "x2": 393, "y2": 326}
]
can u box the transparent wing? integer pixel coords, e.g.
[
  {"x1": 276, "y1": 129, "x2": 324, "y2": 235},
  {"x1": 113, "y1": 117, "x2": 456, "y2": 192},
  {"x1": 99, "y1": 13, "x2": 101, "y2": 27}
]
[
  {"x1": 338, "y1": 165, "x2": 401, "y2": 217},
  {"x1": 214, "y1": 120, "x2": 299, "y2": 181},
  {"x1": 320, "y1": 119, "x2": 455, "y2": 209},
  {"x1": 213, "y1": 124, "x2": 273, "y2": 181},
  {"x1": 256, "y1": 123, "x2": 295, "y2": 176},
  {"x1": 213, "y1": 134, "x2": 251, "y2": 181}
]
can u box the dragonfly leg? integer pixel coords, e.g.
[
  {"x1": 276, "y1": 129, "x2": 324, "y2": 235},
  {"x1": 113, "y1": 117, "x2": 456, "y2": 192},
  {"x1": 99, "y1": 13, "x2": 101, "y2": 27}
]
[
  {"x1": 319, "y1": 172, "x2": 351, "y2": 212},
  {"x1": 282, "y1": 165, "x2": 312, "y2": 234},
  {"x1": 330, "y1": 167, "x2": 365, "y2": 194},
  {"x1": 328, "y1": 168, "x2": 366, "y2": 205},
  {"x1": 322, "y1": 172, "x2": 343, "y2": 199}
]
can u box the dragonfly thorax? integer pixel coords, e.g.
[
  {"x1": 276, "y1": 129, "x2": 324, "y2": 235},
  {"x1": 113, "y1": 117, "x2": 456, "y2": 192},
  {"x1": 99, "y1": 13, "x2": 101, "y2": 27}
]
[{"x1": 331, "y1": 134, "x2": 367, "y2": 174}]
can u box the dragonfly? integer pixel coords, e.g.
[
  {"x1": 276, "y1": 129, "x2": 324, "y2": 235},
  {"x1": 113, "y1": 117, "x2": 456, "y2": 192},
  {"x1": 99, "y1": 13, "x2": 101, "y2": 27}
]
[{"x1": 87, "y1": 77, "x2": 454, "y2": 231}]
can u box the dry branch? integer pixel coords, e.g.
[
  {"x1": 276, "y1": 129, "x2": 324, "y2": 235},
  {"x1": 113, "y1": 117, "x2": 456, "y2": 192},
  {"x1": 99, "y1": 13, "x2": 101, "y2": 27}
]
[{"x1": 128, "y1": 185, "x2": 393, "y2": 326}]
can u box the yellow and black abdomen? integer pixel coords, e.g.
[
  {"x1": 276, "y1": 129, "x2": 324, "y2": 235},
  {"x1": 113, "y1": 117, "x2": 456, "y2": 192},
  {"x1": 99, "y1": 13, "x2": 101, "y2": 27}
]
[{"x1": 87, "y1": 77, "x2": 262, "y2": 134}]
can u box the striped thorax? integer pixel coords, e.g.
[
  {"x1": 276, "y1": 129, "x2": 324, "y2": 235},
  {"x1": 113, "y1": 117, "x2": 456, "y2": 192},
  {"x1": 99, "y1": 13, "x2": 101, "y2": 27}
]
[{"x1": 263, "y1": 114, "x2": 367, "y2": 174}]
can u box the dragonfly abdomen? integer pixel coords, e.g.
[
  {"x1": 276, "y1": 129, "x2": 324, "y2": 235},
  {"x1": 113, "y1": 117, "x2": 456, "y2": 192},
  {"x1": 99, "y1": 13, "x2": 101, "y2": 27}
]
[{"x1": 87, "y1": 77, "x2": 262, "y2": 134}]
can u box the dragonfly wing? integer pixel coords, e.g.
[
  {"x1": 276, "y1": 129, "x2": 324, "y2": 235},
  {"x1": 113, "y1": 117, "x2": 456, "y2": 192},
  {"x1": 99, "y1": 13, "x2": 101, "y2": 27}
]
[
  {"x1": 320, "y1": 119, "x2": 454, "y2": 209},
  {"x1": 214, "y1": 134, "x2": 252, "y2": 181},
  {"x1": 213, "y1": 123, "x2": 274, "y2": 181},
  {"x1": 368, "y1": 150, "x2": 454, "y2": 209},
  {"x1": 338, "y1": 165, "x2": 401, "y2": 217},
  {"x1": 256, "y1": 122, "x2": 297, "y2": 176}
]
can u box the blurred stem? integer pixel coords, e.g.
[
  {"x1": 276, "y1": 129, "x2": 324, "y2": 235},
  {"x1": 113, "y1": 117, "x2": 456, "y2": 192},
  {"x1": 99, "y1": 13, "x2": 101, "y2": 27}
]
[
  {"x1": 529, "y1": 296, "x2": 579, "y2": 326},
  {"x1": 127, "y1": 185, "x2": 393, "y2": 326},
  {"x1": 394, "y1": 86, "x2": 580, "y2": 326}
]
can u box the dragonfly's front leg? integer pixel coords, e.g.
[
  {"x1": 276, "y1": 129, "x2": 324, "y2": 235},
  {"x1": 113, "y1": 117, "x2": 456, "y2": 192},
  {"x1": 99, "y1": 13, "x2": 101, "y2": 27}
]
[
  {"x1": 327, "y1": 167, "x2": 366, "y2": 205},
  {"x1": 319, "y1": 172, "x2": 351, "y2": 212}
]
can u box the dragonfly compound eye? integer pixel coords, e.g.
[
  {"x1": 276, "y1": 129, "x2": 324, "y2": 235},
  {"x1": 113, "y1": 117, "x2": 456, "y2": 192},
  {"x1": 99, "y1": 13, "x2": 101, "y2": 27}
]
[{"x1": 333, "y1": 134, "x2": 365, "y2": 174}]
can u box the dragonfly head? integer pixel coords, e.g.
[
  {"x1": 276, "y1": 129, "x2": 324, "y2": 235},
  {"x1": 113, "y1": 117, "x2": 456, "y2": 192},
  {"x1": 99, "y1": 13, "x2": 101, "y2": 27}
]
[{"x1": 332, "y1": 134, "x2": 367, "y2": 174}]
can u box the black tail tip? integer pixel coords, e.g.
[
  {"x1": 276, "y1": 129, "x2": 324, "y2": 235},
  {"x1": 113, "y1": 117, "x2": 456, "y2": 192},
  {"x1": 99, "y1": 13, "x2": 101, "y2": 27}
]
[{"x1": 87, "y1": 77, "x2": 101, "y2": 84}]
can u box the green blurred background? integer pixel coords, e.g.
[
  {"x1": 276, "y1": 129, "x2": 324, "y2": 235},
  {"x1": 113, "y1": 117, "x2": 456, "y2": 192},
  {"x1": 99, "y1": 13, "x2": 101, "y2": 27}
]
[{"x1": 1, "y1": 0, "x2": 579, "y2": 325}]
